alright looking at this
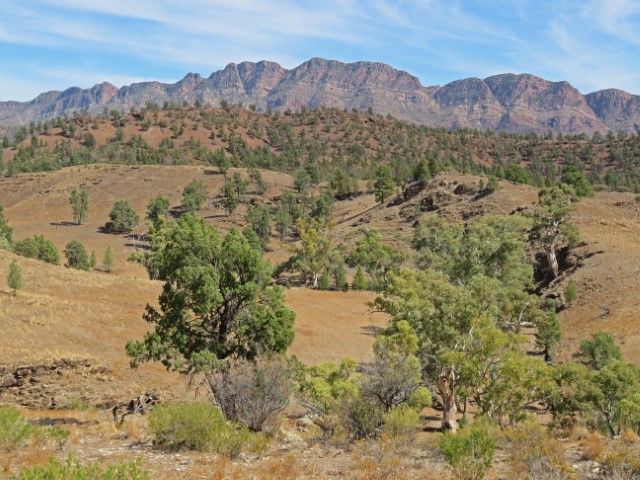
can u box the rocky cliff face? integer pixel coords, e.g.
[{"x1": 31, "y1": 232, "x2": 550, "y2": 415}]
[{"x1": 2, "y1": 58, "x2": 639, "y2": 134}]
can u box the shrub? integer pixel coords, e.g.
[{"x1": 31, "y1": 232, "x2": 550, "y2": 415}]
[
  {"x1": 507, "y1": 421, "x2": 572, "y2": 480},
  {"x1": 341, "y1": 398, "x2": 384, "y2": 440},
  {"x1": 440, "y1": 423, "x2": 495, "y2": 480},
  {"x1": 64, "y1": 240, "x2": 90, "y2": 271},
  {"x1": 0, "y1": 406, "x2": 32, "y2": 453},
  {"x1": 106, "y1": 200, "x2": 139, "y2": 233},
  {"x1": 11, "y1": 455, "x2": 149, "y2": 480},
  {"x1": 205, "y1": 356, "x2": 292, "y2": 432},
  {"x1": 382, "y1": 406, "x2": 422, "y2": 439},
  {"x1": 14, "y1": 235, "x2": 60, "y2": 264},
  {"x1": 602, "y1": 444, "x2": 640, "y2": 479},
  {"x1": 147, "y1": 402, "x2": 253, "y2": 457}
]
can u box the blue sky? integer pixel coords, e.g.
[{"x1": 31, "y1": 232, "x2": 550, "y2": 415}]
[{"x1": 1, "y1": 0, "x2": 640, "y2": 101}]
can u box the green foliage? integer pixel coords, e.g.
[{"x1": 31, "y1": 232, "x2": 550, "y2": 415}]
[
  {"x1": 89, "y1": 250, "x2": 97, "y2": 269},
  {"x1": 148, "y1": 402, "x2": 252, "y2": 457},
  {"x1": 288, "y1": 217, "x2": 334, "y2": 288},
  {"x1": 486, "y1": 176, "x2": 499, "y2": 193},
  {"x1": 102, "y1": 246, "x2": 115, "y2": 272},
  {"x1": 575, "y1": 331, "x2": 622, "y2": 370},
  {"x1": 504, "y1": 162, "x2": 532, "y2": 185},
  {"x1": 341, "y1": 397, "x2": 384, "y2": 440},
  {"x1": 245, "y1": 204, "x2": 271, "y2": 250},
  {"x1": 105, "y1": 200, "x2": 139, "y2": 233},
  {"x1": 64, "y1": 240, "x2": 91, "y2": 271},
  {"x1": 69, "y1": 189, "x2": 89, "y2": 224},
  {"x1": 274, "y1": 206, "x2": 292, "y2": 242},
  {"x1": 351, "y1": 266, "x2": 368, "y2": 290},
  {"x1": 348, "y1": 228, "x2": 405, "y2": 291},
  {"x1": 534, "y1": 307, "x2": 562, "y2": 362},
  {"x1": 145, "y1": 194, "x2": 170, "y2": 230},
  {"x1": 126, "y1": 215, "x2": 295, "y2": 372},
  {"x1": 561, "y1": 165, "x2": 594, "y2": 197},
  {"x1": 222, "y1": 180, "x2": 238, "y2": 215},
  {"x1": 14, "y1": 235, "x2": 60, "y2": 264},
  {"x1": 565, "y1": 279, "x2": 577, "y2": 303},
  {"x1": 181, "y1": 179, "x2": 208, "y2": 214},
  {"x1": 381, "y1": 406, "x2": 422, "y2": 439},
  {"x1": 440, "y1": 422, "x2": 495, "y2": 480},
  {"x1": 0, "y1": 406, "x2": 31, "y2": 452},
  {"x1": 11, "y1": 456, "x2": 149, "y2": 480},
  {"x1": 295, "y1": 358, "x2": 359, "y2": 416},
  {"x1": 373, "y1": 164, "x2": 395, "y2": 203},
  {"x1": 7, "y1": 259, "x2": 23, "y2": 295},
  {"x1": 43, "y1": 425, "x2": 70, "y2": 451},
  {"x1": 0, "y1": 204, "x2": 12, "y2": 249}
]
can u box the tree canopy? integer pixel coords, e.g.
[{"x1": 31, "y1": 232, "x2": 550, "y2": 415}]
[{"x1": 126, "y1": 214, "x2": 295, "y2": 373}]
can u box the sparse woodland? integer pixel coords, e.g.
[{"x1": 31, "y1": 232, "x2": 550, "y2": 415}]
[{"x1": 2, "y1": 104, "x2": 640, "y2": 479}]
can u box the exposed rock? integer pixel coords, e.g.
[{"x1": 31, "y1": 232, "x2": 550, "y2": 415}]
[{"x1": 2, "y1": 58, "x2": 640, "y2": 134}]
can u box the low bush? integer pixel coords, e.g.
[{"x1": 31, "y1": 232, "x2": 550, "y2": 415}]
[
  {"x1": 11, "y1": 455, "x2": 149, "y2": 480},
  {"x1": 507, "y1": 421, "x2": 572, "y2": 480},
  {"x1": 0, "y1": 406, "x2": 32, "y2": 453},
  {"x1": 382, "y1": 406, "x2": 422, "y2": 440},
  {"x1": 147, "y1": 402, "x2": 259, "y2": 458},
  {"x1": 440, "y1": 422, "x2": 495, "y2": 480}
]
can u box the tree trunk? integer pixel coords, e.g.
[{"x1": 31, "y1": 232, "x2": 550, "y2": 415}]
[
  {"x1": 545, "y1": 243, "x2": 559, "y2": 278},
  {"x1": 438, "y1": 370, "x2": 458, "y2": 432}
]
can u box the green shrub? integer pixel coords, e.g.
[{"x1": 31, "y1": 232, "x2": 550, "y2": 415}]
[
  {"x1": 341, "y1": 398, "x2": 384, "y2": 440},
  {"x1": 0, "y1": 406, "x2": 32, "y2": 452},
  {"x1": 14, "y1": 235, "x2": 60, "y2": 264},
  {"x1": 382, "y1": 406, "x2": 422, "y2": 439},
  {"x1": 11, "y1": 455, "x2": 149, "y2": 480},
  {"x1": 440, "y1": 423, "x2": 495, "y2": 480},
  {"x1": 147, "y1": 402, "x2": 255, "y2": 457},
  {"x1": 43, "y1": 426, "x2": 70, "y2": 451}
]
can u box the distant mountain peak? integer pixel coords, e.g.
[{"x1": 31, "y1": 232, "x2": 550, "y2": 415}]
[{"x1": 1, "y1": 58, "x2": 639, "y2": 134}]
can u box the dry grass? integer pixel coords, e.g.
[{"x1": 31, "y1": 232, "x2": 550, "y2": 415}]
[{"x1": 580, "y1": 432, "x2": 608, "y2": 461}]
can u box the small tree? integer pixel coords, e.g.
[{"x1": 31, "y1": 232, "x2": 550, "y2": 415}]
[
  {"x1": 69, "y1": 189, "x2": 89, "y2": 224},
  {"x1": 7, "y1": 260, "x2": 22, "y2": 295},
  {"x1": 574, "y1": 331, "x2": 622, "y2": 370},
  {"x1": 106, "y1": 200, "x2": 139, "y2": 233},
  {"x1": 0, "y1": 204, "x2": 12, "y2": 250},
  {"x1": 64, "y1": 240, "x2": 90, "y2": 271},
  {"x1": 102, "y1": 246, "x2": 115, "y2": 272},
  {"x1": 89, "y1": 250, "x2": 97, "y2": 269},
  {"x1": 274, "y1": 206, "x2": 292, "y2": 242},
  {"x1": 373, "y1": 165, "x2": 395, "y2": 203},
  {"x1": 146, "y1": 194, "x2": 170, "y2": 230},
  {"x1": 351, "y1": 266, "x2": 368, "y2": 290},
  {"x1": 182, "y1": 179, "x2": 208, "y2": 214},
  {"x1": 222, "y1": 181, "x2": 238, "y2": 215}
]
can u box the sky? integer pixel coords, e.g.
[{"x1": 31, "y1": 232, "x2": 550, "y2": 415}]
[{"x1": 1, "y1": 0, "x2": 640, "y2": 101}]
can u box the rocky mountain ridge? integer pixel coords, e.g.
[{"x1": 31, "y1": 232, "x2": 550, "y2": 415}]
[{"x1": 2, "y1": 57, "x2": 640, "y2": 134}]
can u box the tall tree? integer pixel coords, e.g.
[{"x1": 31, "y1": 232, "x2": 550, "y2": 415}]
[
  {"x1": 222, "y1": 181, "x2": 239, "y2": 216},
  {"x1": 69, "y1": 189, "x2": 89, "y2": 224},
  {"x1": 126, "y1": 215, "x2": 295, "y2": 373},
  {"x1": 348, "y1": 228, "x2": 405, "y2": 291},
  {"x1": 289, "y1": 217, "x2": 334, "y2": 288}
]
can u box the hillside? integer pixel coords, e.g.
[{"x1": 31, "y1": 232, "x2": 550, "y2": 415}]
[
  {"x1": 2, "y1": 163, "x2": 640, "y2": 478},
  {"x1": 3, "y1": 106, "x2": 640, "y2": 194},
  {"x1": 2, "y1": 58, "x2": 640, "y2": 134}
]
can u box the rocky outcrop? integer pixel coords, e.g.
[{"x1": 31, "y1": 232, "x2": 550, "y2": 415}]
[{"x1": 2, "y1": 58, "x2": 640, "y2": 134}]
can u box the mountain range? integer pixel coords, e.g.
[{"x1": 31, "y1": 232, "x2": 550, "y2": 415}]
[{"x1": 2, "y1": 57, "x2": 640, "y2": 134}]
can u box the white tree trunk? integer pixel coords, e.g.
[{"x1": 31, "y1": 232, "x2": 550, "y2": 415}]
[
  {"x1": 545, "y1": 244, "x2": 559, "y2": 278},
  {"x1": 438, "y1": 370, "x2": 458, "y2": 432}
]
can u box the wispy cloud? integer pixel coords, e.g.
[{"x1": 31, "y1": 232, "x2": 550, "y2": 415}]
[{"x1": 1, "y1": 0, "x2": 640, "y2": 101}]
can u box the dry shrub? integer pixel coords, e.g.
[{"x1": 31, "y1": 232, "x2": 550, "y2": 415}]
[
  {"x1": 601, "y1": 442, "x2": 640, "y2": 479},
  {"x1": 205, "y1": 355, "x2": 292, "y2": 432},
  {"x1": 580, "y1": 432, "x2": 607, "y2": 461},
  {"x1": 353, "y1": 438, "x2": 408, "y2": 480},
  {"x1": 116, "y1": 415, "x2": 149, "y2": 444},
  {"x1": 507, "y1": 421, "x2": 574, "y2": 480},
  {"x1": 262, "y1": 453, "x2": 308, "y2": 480}
]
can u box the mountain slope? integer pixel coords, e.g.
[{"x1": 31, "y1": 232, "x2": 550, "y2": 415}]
[{"x1": 2, "y1": 58, "x2": 640, "y2": 134}]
